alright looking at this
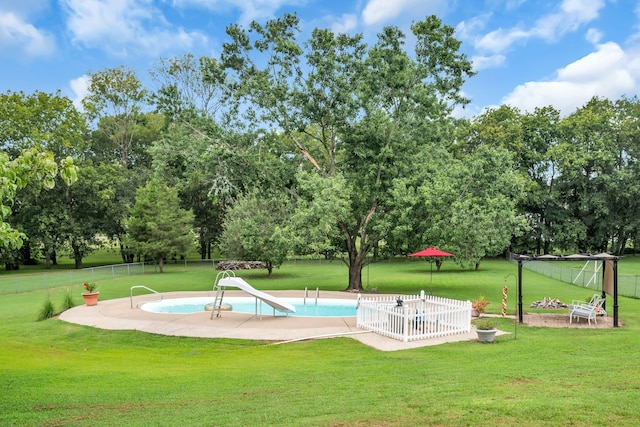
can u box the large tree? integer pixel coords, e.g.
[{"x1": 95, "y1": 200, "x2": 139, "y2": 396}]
[
  {"x1": 0, "y1": 91, "x2": 84, "y2": 266},
  {"x1": 219, "y1": 14, "x2": 474, "y2": 290}
]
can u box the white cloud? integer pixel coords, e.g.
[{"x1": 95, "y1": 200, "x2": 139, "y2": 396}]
[
  {"x1": 331, "y1": 13, "x2": 358, "y2": 34},
  {"x1": 69, "y1": 74, "x2": 89, "y2": 111},
  {"x1": 469, "y1": 0, "x2": 606, "y2": 57},
  {"x1": 585, "y1": 28, "x2": 602, "y2": 44},
  {"x1": 475, "y1": 27, "x2": 529, "y2": 54},
  {"x1": 471, "y1": 54, "x2": 506, "y2": 71},
  {"x1": 361, "y1": 0, "x2": 446, "y2": 26},
  {"x1": 530, "y1": 0, "x2": 604, "y2": 41},
  {"x1": 0, "y1": 11, "x2": 55, "y2": 57},
  {"x1": 171, "y1": 0, "x2": 307, "y2": 26},
  {"x1": 502, "y1": 42, "x2": 637, "y2": 115},
  {"x1": 62, "y1": 0, "x2": 208, "y2": 57},
  {"x1": 455, "y1": 14, "x2": 491, "y2": 41}
]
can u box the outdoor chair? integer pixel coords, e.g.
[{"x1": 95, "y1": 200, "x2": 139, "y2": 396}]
[{"x1": 568, "y1": 293, "x2": 607, "y2": 325}]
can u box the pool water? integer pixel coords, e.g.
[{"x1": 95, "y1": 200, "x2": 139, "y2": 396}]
[{"x1": 141, "y1": 297, "x2": 357, "y2": 317}]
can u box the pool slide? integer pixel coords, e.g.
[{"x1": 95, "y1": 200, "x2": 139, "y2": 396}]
[{"x1": 217, "y1": 277, "x2": 296, "y2": 314}]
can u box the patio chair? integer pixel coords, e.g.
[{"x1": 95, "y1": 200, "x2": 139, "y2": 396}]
[{"x1": 568, "y1": 294, "x2": 606, "y2": 325}]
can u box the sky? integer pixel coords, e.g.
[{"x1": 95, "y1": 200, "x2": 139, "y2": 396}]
[{"x1": 1, "y1": 0, "x2": 640, "y2": 118}]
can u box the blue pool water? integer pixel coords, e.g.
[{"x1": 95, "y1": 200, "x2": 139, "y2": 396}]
[{"x1": 141, "y1": 297, "x2": 357, "y2": 317}]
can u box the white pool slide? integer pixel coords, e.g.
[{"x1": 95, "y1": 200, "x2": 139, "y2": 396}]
[{"x1": 216, "y1": 277, "x2": 296, "y2": 314}]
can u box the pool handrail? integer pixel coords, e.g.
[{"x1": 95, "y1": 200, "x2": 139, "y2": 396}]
[
  {"x1": 213, "y1": 269, "x2": 235, "y2": 290},
  {"x1": 130, "y1": 285, "x2": 163, "y2": 309}
]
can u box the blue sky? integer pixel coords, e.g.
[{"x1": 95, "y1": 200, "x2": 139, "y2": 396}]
[{"x1": 1, "y1": 0, "x2": 639, "y2": 118}]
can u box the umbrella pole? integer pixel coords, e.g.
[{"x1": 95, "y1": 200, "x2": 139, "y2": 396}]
[{"x1": 430, "y1": 260, "x2": 433, "y2": 296}]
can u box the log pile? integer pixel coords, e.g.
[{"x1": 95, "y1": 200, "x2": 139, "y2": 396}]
[
  {"x1": 530, "y1": 297, "x2": 568, "y2": 309},
  {"x1": 216, "y1": 260, "x2": 266, "y2": 271}
]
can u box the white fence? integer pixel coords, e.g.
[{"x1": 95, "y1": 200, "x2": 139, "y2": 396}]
[{"x1": 357, "y1": 291, "x2": 472, "y2": 342}]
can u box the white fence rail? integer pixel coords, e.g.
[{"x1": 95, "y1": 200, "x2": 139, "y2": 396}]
[{"x1": 357, "y1": 291, "x2": 472, "y2": 342}]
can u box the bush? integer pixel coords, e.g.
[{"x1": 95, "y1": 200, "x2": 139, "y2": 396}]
[
  {"x1": 37, "y1": 295, "x2": 56, "y2": 321},
  {"x1": 61, "y1": 287, "x2": 76, "y2": 311}
]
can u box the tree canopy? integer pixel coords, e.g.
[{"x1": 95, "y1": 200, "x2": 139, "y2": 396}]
[{"x1": 3, "y1": 12, "x2": 640, "y2": 281}]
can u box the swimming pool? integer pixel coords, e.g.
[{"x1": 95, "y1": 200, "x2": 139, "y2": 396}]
[{"x1": 141, "y1": 297, "x2": 358, "y2": 317}]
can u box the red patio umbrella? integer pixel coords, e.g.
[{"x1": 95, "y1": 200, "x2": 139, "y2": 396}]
[{"x1": 408, "y1": 247, "x2": 454, "y2": 295}]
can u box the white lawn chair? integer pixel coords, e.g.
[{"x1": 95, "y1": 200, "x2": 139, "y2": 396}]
[{"x1": 568, "y1": 294, "x2": 606, "y2": 325}]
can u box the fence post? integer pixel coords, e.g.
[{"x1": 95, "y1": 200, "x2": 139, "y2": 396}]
[{"x1": 403, "y1": 307, "x2": 409, "y2": 342}]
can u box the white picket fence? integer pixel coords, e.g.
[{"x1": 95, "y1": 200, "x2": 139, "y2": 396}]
[{"x1": 357, "y1": 291, "x2": 472, "y2": 342}]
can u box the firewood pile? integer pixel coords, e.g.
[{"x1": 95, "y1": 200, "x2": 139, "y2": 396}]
[
  {"x1": 216, "y1": 260, "x2": 266, "y2": 271},
  {"x1": 530, "y1": 297, "x2": 568, "y2": 309}
]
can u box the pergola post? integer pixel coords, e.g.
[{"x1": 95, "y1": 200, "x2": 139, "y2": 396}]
[
  {"x1": 518, "y1": 260, "x2": 523, "y2": 324},
  {"x1": 614, "y1": 260, "x2": 619, "y2": 327}
]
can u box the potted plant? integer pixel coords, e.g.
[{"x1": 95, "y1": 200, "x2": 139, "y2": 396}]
[
  {"x1": 471, "y1": 296, "x2": 490, "y2": 317},
  {"x1": 474, "y1": 318, "x2": 497, "y2": 343},
  {"x1": 82, "y1": 282, "x2": 99, "y2": 306}
]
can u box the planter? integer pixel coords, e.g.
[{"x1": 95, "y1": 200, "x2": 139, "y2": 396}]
[
  {"x1": 471, "y1": 309, "x2": 479, "y2": 317},
  {"x1": 476, "y1": 328, "x2": 497, "y2": 343},
  {"x1": 82, "y1": 292, "x2": 99, "y2": 306}
]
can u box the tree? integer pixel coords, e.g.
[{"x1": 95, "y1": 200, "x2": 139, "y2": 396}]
[
  {"x1": 82, "y1": 66, "x2": 148, "y2": 169},
  {"x1": 0, "y1": 90, "x2": 86, "y2": 266},
  {"x1": 456, "y1": 105, "x2": 561, "y2": 255},
  {"x1": 0, "y1": 148, "x2": 77, "y2": 249},
  {"x1": 0, "y1": 90, "x2": 88, "y2": 158},
  {"x1": 423, "y1": 145, "x2": 526, "y2": 269},
  {"x1": 127, "y1": 179, "x2": 194, "y2": 272},
  {"x1": 150, "y1": 53, "x2": 227, "y2": 125},
  {"x1": 552, "y1": 97, "x2": 619, "y2": 252},
  {"x1": 220, "y1": 14, "x2": 474, "y2": 290},
  {"x1": 219, "y1": 189, "x2": 292, "y2": 275}
]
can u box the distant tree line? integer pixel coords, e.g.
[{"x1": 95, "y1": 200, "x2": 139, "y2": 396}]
[{"x1": 2, "y1": 13, "x2": 639, "y2": 290}]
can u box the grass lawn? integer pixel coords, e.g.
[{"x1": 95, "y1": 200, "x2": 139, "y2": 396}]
[{"x1": 1, "y1": 256, "x2": 640, "y2": 426}]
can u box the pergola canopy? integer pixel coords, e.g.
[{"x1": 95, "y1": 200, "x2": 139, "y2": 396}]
[{"x1": 512, "y1": 253, "x2": 620, "y2": 327}]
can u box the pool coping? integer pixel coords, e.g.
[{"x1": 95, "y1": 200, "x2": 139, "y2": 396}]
[{"x1": 58, "y1": 290, "x2": 479, "y2": 351}]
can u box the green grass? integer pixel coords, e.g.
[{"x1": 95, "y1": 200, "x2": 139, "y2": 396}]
[{"x1": 2, "y1": 257, "x2": 640, "y2": 426}]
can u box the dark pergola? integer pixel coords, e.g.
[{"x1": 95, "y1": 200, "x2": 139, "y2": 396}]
[{"x1": 512, "y1": 253, "x2": 621, "y2": 327}]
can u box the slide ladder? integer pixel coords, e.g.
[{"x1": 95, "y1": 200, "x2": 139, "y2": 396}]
[{"x1": 211, "y1": 270, "x2": 235, "y2": 319}]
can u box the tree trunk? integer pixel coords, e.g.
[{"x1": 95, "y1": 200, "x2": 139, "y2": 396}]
[
  {"x1": 267, "y1": 261, "x2": 273, "y2": 276},
  {"x1": 158, "y1": 256, "x2": 164, "y2": 273},
  {"x1": 345, "y1": 239, "x2": 365, "y2": 291},
  {"x1": 120, "y1": 243, "x2": 128, "y2": 263},
  {"x1": 72, "y1": 243, "x2": 83, "y2": 269},
  {"x1": 200, "y1": 237, "x2": 206, "y2": 259},
  {"x1": 20, "y1": 243, "x2": 36, "y2": 265},
  {"x1": 4, "y1": 262, "x2": 19, "y2": 271},
  {"x1": 347, "y1": 260, "x2": 363, "y2": 291}
]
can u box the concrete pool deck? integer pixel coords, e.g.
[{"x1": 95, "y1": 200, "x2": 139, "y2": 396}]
[{"x1": 59, "y1": 290, "x2": 482, "y2": 351}]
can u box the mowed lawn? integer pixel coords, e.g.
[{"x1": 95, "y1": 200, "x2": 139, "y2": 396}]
[{"x1": 1, "y1": 256, "x2": 640, "y2": 426}]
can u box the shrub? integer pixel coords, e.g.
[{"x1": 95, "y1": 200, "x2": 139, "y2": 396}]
[
  {"x1": 37, "y1": 295, "x2": 56, "y2": 321},
  {"x1": 61, "y1": 287, "x2": 76, "y2": 311}
]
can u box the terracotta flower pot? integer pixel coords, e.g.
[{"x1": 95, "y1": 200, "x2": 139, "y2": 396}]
[{"x1": 82, "y1": 292, "x2": 99, "y2": 306}]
